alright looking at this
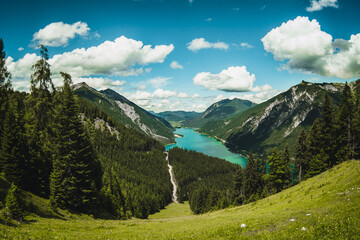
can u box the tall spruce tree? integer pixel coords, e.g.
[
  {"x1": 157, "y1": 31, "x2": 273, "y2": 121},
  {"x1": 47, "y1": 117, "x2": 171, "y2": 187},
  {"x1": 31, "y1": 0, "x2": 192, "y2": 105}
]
[
  {"x1": 50, "y1": 72, "x2": 98, "y2": 211},
  {"x1": 306, "y1": 119, "x2": 327, "y2": 179},
  {"x1": 0, "y1": 38, "x2": 12, "y2": 170},
  {"x1": 268, "y1": 148, "x2": 289, "y2": 193},
  {"x1": 4, "y1": 183, "x2": 24, "y2": 221},
  {"x1": 233, "y1": 166, "x2": 244, "y2": 204},
  {"x1": 352, "y1": 79, "x2": 360, "y2": 159},
  {"x1": 283, "y1": 144, "x2": 292, "y2": 185},
  {"x1": 24, "y1": 45, "x2": 55, "y2": 197},
  {"x1": 320, "y1": 93, "x2": 337, "y2": 166},
  {"x1": 1, "y1": 92, "x2": 28, "y2": 186},
  {"x1": 295, "y1": 128, "x2": 309, "y2": 182},
  {"x1": 243, "y1": 152, "x2": 261, "y2": 200},
  {"x1": 335, "y1": 82, "x2": 354, "y2": 163}
]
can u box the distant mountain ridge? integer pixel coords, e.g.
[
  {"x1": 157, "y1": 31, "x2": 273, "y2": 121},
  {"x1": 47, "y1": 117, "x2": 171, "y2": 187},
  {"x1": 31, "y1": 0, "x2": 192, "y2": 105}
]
[
  {"x1": 73, "y1": 82, "x2": 175, "y2": 144},
  {"x1": 202, "y1": 81, "x2": 344, "y2": 155},
  {"x1": 182, "y1": 98, "x2": 256, "y2": 129},
  {"x1": 154, "y1": 111, "x2": 201, "y2": 123}
]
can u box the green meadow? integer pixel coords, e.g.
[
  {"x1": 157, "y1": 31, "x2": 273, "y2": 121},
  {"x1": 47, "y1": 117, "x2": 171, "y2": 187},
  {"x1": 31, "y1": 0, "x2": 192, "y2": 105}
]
[{"x1": 1, "y1": 160, "x2": 359, "y2": 239}]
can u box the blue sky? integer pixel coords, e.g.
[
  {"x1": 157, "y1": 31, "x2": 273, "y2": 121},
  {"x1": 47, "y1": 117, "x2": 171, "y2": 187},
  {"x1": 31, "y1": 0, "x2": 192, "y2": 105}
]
[{"x1": 1, "y1": 0, "x2": 360, "y2": 112}]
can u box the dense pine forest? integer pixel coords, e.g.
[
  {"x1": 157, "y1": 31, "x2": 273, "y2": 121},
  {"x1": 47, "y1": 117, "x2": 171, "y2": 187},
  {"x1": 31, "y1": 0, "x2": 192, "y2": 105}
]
[
  {"x1": 0, "y1": 39, "x2": 172, "y2": 220},
  {"x1": 168, "y1": 147, "x2": 238, "y2": 213}
]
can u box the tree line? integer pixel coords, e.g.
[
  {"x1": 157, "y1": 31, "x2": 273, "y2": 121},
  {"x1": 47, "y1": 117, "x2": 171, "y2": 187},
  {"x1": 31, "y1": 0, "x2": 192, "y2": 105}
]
[
  {"x1": 0, "y1": 39, "x2": 171, "y2": 221},
  {"x1": 171, "y1": 81, "x2": 360, "y2": 214}
]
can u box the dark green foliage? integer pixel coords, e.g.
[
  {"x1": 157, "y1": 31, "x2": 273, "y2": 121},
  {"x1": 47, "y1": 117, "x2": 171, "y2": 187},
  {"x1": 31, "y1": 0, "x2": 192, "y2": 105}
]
[
  {"x1": 0, "y1": 91, "x2": 28, "y2": 187},
  {"x1": 268, "y1": 148, "x2": 290, "y2": 193},
  {"x1": 0, "y1": 38, "x2": 11, "y2": 88},
  {"x1": 233, "y1": 166, "x2": 245, "y2": 205},
  {"x1": 243, "y1": 152, "x2": 261, "y2": 199},
  {"x1": 353, "y1": 80, "x2": 360, "y2": 158},
  {"x1": 50, "y1": 73, "x2": 98, "y2": 211},
  {"x1": 295, "y1": 128, "x2": 309, "y2": 182},
  {"x1": 319, "y1": 93, "x2": 337, "y2": 167},
  {"x1": 3, "y1": 183, "x2": 23, "y2": 221},
  {"x1": 168, "y1": 147, "x2": 237, "y2": 213},
  {"x1": 306, "y1": 119, "x2": 327, "y2": 179},
  {"x1": 23, "y1": 46, "x2": 56, "y2": 197},
  {"x1": 335, "y1": 83, "x2": 354, "y2": 163},
  {"x1": 168, "y1": 148, "x2": 237, "y2": 202},
  {"x1": 92, "y1": 128, "x2": 171, "y2": 219}
]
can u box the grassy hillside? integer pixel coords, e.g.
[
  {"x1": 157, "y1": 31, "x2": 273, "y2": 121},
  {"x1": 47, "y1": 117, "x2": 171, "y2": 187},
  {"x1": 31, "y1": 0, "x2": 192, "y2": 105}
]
[{"x1": 1, "y1": 160, "x2": 359, "y2": 239}]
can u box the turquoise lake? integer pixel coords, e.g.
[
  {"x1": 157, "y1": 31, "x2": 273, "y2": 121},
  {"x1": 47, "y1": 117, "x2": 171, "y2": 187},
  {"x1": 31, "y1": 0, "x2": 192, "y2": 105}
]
[{"x1": 165, "y1": 128, "x2": 247, "y2": 167}]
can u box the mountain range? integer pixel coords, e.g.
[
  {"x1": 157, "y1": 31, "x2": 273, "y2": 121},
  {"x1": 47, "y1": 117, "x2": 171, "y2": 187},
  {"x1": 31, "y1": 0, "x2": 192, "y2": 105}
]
[
  {"x1": 73, "y1": 82, "x2": 175, "y2": 144},
  {"x1": 194, "y1": 81, "x2": 343, "y2": 155},
  {"x1": 74, "y1": 80, "x2": 347, "y2": 156}
]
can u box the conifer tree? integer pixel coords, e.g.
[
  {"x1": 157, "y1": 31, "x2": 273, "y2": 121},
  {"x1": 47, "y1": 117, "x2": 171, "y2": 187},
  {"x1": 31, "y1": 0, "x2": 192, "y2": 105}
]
[
  {"x1": 283, "y1": 144, "x2": 292, "y2": 183},
  {"x1": 24, "y1": 45, "x2": 55, "y2": 197},
  {"x1": 4, "y1": 183, "x2": 24, "y2": 221},
  {"x1": 352, "y1": 79, "x2": 360, "y2": 158},
  {"x1": 295, "y1": 128, "x2": 309, "y2": 182},
  {"x1": 243, "y1": 152, "x2": 261, "y2": 199},
  {"x1": 0, "y1": 38, "x2": 11, "y2": 166},
  {"x1": 233, "y1": 166, "x2": 244, "y2": 204},
  {"x1": 50, "y1": 72, "x2": 98, "y2": 211},
  {"x1": 320, "y1": 93, "x2": 337, "y2": 166},
  {"x1": 1, "y1": 92, "x2": 28, "y2": 186},
  {"x1": 306, "y1": 119, "x2": 327, "y2": 179},
  {"x1": 268, "y1": 148, "x2": 289, "y2": 193},
  {"x1": 335, "y1": 82, "x2": 354, "y2": 163}
]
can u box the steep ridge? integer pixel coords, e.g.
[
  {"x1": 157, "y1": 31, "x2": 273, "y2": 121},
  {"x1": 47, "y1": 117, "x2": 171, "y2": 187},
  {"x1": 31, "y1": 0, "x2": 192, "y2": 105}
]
[
  {"x1": 73, "y1": 82, "x2": 175, "y2": 144},
  {"x1": 212, "y1": 81, "x2": 343, "y2": 155},
  {"x1": 182, "y1": 98, "x2": 256, "y2": 129}
]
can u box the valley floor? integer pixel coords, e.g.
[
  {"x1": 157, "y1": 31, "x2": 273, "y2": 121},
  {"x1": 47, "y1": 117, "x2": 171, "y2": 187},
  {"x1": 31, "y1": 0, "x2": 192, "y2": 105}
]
[{"x1": 1, "y1": 160, "x2": 360, "y2": 239}]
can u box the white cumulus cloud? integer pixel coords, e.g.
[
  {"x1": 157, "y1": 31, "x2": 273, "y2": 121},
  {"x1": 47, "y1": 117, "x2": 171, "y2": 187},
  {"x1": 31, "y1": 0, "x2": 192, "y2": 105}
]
[
  {"x1": 32, "y1": 21, "x2": 90, "y2": 47},
  {"x1": 148, "y1": 76, "x2": 172, "y2": 88},
  {"x1": 306, "y1": 0, "x2": 338, "y2": 12},
  {"x1": 193, "y1": 66, "x2": 262, "y2": 92},
  {"x1": 170, "y1": 61, "x2": 183, "y2": 69},
  {"x1": 187, "y1": 38, "x2": 229, "y2": 51},
  {"x1": 6, "y1": 36, "x2": 174, "y2": 91},
  {"x1": 49, "y1": 36, "x2": 174, "y2": 77},
  {"x1": 152, "y1": 89, "x2": 177, "y2": 98},
  {"x1": 262, "y1": 16, "x2": 360, "y2": 79}
]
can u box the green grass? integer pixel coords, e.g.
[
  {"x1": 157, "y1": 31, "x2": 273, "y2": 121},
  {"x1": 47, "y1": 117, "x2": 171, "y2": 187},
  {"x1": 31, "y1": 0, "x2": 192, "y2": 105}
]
[
  {"x1": 1, "y1": 160, "x2": 360, "y2": 239},
  {"x1": 148, "y1": 202, "x2": 192, "y2": 219}
]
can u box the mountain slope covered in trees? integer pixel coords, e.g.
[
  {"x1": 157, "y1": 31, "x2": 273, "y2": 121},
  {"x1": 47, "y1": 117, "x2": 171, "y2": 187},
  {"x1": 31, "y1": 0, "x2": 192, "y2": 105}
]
[
  {"x1": 74, "y1": 82, "x2": 175, "y2": 144},
  {"x1": 154, "y1": 111, "x2": 201, "y2": 125},
  {"x1": 182, "y1": 98, "x2": 256, "y2": 129},
  {"x1": 200, "y1": 81, "x2": 343, "y2": 155},
  {"x1": 0, "y1": 40, "x2": 172, "y2": 220}
]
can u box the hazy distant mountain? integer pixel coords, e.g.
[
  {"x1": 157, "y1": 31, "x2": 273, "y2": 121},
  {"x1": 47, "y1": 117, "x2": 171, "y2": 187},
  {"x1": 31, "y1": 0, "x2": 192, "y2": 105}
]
[
  {"x1": 73, "y1": 82, "x2": 175, "y2": 144},
  {"x1": 155, "y1": 111, "x2": 201, "y2": 122},
  {"x1": 182, "y1": 98, "x2": 256, "y2": 129}
]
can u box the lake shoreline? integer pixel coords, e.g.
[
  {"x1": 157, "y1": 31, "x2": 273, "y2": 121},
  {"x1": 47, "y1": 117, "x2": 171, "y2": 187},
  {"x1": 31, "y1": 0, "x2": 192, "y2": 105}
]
[{"x1": 166, "y1": 128, "x2": 247, "y2": 167}]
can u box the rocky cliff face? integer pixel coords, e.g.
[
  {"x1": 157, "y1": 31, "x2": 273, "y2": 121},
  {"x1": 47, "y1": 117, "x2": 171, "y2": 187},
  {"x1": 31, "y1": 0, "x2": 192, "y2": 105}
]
[
  {"x1": 212, "y1": 81, "x2": 343, "y2": 155},
  {"x1": 74, "y1": 82, "x2": 175, "y2": 144}
]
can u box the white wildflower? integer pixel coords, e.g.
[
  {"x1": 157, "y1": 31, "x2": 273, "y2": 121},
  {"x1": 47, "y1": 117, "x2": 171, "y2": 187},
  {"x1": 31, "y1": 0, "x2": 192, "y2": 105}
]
[{"x1": 241, "y1": 223, "x2": 246, "y2": 228}]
